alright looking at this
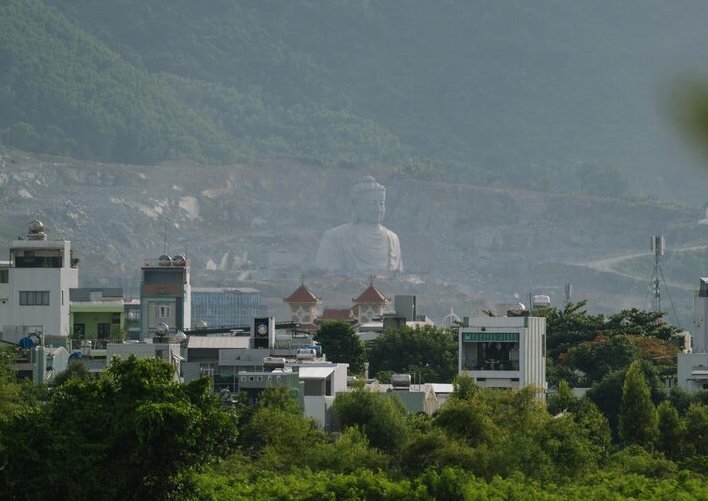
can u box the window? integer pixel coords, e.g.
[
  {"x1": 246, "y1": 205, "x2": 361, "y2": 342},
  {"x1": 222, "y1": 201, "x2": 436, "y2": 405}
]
[
  {"x1": 159, "y1": 305, "x2": 171, "y2": 318},
  {"x1": 74, "y1": 324, "x2": 85, "y2": 336},
  {"x1": 19, "y1": 291, "x2": 50, "y2": 306},
  {"x1": 0, "y1": 269, "x2": 8, "y2": 283},
  {"x1": 98, "y1": 323, "x2": 111, "y2": 337}
]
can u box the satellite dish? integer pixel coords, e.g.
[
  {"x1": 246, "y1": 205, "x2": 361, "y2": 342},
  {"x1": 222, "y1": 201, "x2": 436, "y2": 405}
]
[
  {"x1": 158, "y1": 255, "x2": 172, "y2": 266},
  {"x1": 197, "y1": 320, "x2": 208, "y2": 328},
  {"x1": 171, "y1": 330, "x2": 187, "y2": 343},
  {"x1": 508, "y1": 303, "x2": 527, "y2": 317},
  {"x1": 156, "y1": 322, "x2": 170, "y2": 335},
  {"x1": 29, "y1": 219, "x2": 44, "y2": 233}
]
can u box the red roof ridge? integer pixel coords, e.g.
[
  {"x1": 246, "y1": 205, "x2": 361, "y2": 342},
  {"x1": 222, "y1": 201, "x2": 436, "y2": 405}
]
[
  {"x1": 284, "y1": 283, "x2": 320, "y2": 303},
  {"x1": 353, "y1": 284, "x2": 389, "y2": 304}
]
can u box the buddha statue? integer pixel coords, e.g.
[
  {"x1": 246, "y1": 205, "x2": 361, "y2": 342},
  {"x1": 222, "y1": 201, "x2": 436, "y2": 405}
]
[{"x1": 315, "y1": 176, "x2": 403, "y2": 276}]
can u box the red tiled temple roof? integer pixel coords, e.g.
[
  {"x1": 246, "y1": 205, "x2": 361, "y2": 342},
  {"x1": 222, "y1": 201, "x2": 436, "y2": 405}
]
[
  {"x1": 284, "y1": 284, "x2": 320, "y2": 303},
  {"x1": 353, "y1": 284, "x2": 389, "y2": 304}
]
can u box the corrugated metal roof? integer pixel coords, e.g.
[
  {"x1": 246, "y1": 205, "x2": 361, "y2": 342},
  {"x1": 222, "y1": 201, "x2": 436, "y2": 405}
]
[
  {"x1": 298, "y1": 366, "x2": 335, "y2": 379},
  {"x1": 187, "y1": 336, "x2": 250, "y2": 349}
]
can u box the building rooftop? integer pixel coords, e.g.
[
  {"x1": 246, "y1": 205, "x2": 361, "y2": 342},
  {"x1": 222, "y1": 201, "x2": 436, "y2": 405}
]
[
  {"x1": 284, "y1": 283, "x2": 320, "y2": 304},
  {"x1": 298, "y1": 366, "x2": 336, "y2": 379},
  {"x1": 187, "y1": 336, "x2": 251, "y2": 349},
  {"x1": 192, "y1": 287, "x2": 261, "y2": 294},
  {"x1": 353, "y1": 284, "x2": 389, "y2": 304}
]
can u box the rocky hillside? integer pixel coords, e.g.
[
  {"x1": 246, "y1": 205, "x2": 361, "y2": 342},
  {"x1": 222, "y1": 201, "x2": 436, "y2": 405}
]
[{"x1": 1, "y1": 146, "x2": 704, "y2": 322}]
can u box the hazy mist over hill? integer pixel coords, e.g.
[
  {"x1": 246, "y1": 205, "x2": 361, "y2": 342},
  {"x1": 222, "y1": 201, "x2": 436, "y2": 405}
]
[
  {"x1": 4, "y1": 1, "x2": 708, "y2": 323},
  {"x1": 2, "y1": 1, "x2": 708, "y2": 202}
]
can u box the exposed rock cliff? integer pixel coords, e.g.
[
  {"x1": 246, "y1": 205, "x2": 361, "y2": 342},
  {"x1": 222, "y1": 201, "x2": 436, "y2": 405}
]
[{"x1": 0, "y1": 147, "x2": 703, "y2": 321}]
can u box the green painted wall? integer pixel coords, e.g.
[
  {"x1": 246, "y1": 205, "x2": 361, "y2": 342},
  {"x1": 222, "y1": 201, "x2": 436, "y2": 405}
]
[{"x1": 70, "y1": 309, "x2": 124, "y2": 340}]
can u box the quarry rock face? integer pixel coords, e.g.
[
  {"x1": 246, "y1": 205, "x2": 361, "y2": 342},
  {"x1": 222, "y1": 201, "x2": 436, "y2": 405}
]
[{"x1": 0, "y1": 147, "x2": 702, "y2": 321}]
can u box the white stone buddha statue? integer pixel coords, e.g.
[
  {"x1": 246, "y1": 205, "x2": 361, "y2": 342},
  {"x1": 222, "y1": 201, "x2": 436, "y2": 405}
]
[{"x1": 315, "y1": 176, "x2": 403, "y2": 276}]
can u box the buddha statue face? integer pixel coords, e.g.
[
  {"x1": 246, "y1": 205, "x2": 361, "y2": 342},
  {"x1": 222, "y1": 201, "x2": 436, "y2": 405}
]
[
  {"x1": 350, "y1": 177, "x2": 386, "y2": 225},
  {"x1": 354, "y1": 189, "x2": 386, "y2": 225}
]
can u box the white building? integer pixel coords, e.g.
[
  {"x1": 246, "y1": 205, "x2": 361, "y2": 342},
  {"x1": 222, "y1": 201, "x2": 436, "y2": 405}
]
[
  {"x1": 2, "y1": 221, "x2": 78, "y2": 344},
  {"x1": 678, "y1": 278, "x2": 708, "y2": 393},
  {"x1": 458, "y1": 315, "x2": 546, "y2": 393}
]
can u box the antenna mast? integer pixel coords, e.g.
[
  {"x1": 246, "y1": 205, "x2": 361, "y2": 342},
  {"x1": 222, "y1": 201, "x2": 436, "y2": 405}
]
[
  {"x1": 163, "y1": 223, "x2": 168, "y2": 256},
  {"x1": 649, "y1": 234, "x2": 664, "y2": 312}
]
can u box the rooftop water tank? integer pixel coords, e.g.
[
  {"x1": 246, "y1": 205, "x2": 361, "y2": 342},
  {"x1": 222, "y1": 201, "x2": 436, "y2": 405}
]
[
  {"x1": 296, "y1": 348, "x2": 317, "y2": 360},
  {"x1": 391, "y1": 373, "x2": 411, "y2": 388}
]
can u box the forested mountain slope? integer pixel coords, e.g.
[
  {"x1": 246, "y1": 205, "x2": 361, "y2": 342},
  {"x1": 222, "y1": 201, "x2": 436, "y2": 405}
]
[{"x1": 3, "y1": 1, "x2": 708, "y2": 199}]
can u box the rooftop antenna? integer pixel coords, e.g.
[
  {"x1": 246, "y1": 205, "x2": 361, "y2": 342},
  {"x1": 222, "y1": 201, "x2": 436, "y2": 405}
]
[
  {"x1": 564, "y1": 283, "x2": 573, "y2": 305},
  {"x1": 642, "y1": 234, "x2": 681, "y2": 327}
]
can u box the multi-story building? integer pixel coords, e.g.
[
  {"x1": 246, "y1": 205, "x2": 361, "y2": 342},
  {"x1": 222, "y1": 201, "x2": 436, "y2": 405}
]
[
  {"x1": 3, "y1": 221, "x2": 78, "y2": 345},
  {"x1": 69, "y1": 288, "x2": 124, "y2": 342},
  {"x1": 191, "y1": 287, "x2": 266, "y2": 328},
  {"x1": 140, "y1": 255, "x2": 191, "y2": 340},
  {"x1": 458, "y1": 314, "x2": 546, "y2": 393}
]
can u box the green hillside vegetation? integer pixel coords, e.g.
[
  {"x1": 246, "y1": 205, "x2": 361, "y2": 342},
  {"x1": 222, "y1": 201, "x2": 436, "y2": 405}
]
[
  {"x1": 3, "y1": 0, "x2": 708, "y2": 196},
  {"x1": 0, "y1": 1, "x2": 401, "y2": 166}
]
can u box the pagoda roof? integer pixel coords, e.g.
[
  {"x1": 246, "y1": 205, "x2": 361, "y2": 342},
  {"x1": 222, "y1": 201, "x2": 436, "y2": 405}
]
[
  {"x1": 284, "y1": 283, "x2": 320, "y2": 303},
  {"x1": 353, "y1": 284, "x2": 389, "y2": 304}
]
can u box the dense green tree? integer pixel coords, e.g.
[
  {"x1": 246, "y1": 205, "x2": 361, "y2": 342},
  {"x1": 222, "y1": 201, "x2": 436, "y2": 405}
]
[
  {"x1": 656, "y1": 400, "x2": 685, "y2": 460},
  {"x1": 332, "y1": 388, "x2": 409, "y2": 454},
  {"x1": 433, "y1": 396, "x2": 497, "y2": 447},
  {"x1": 367, "y1": 325, "x2": 458, "y2": 383},
  {"x1": 535, "y1": 300, "x2": 604, "y2": 360},
  {"x1": 604, "y1": 309, "x2": 680, "y2": 341},
  {"x1": 315, "y1": 320, "x2": 366, "y2": 374},
  {"x1": 669, "y1": 386, "x2": 694, "y2": 414},
  {"x1": 51, "y1": 359, "x2": 91, "y2": 386},
  {"x1": 0, "y1": 356, "x2": 238, "y2": 500},
  {"x1": 548, "y1": 379, "x2": 578, "y2": 415},
  {"x1": 684, "y1": 403, "x2": 708, "y2": 457},
  {"x1": 0, "y1": 345, "x2": 25, "y2": 417},
  {"x1": 563, "y1": 335, "x2": 639, "y2": 384},
  {"x1": 619, "y1": 360, "x2": 658, "y2": 449}
]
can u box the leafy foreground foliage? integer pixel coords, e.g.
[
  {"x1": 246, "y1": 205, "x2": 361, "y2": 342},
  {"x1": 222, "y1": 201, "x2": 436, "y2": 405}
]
[
  {"x1": 191, "y1": 381, "x2": 706, "y2": 500},
  {"x1": 1, "y1": 347, "x2": 707, "y2": 499},
  {"x1": 0, "y1": 356, "x2": 238, "y2": 500}
]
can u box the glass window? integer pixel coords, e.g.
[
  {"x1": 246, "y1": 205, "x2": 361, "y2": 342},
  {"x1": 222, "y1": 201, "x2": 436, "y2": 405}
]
[
  {"x1": 462, "y1": 341, "x2": 520, "y2": 371},
  {"x1": 0, "y1": 269, "x2": 8, "y2": 283},
  {"x1": 19, "y1": 291, "x2": 49, "y2": 306}
]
